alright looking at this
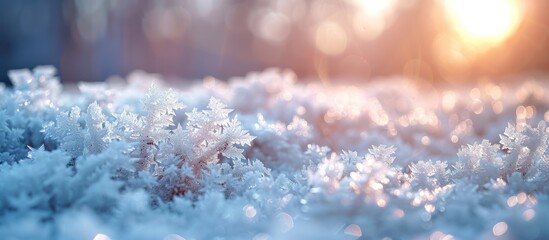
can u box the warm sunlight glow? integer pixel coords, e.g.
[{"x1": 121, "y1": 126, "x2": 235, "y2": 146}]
[
  {"x1": 444, "y1": 0, "x2": 522, "y2": 45},
  {"x1": 315, "y1": 22, "x2": 348, "y2": 55},
  {"x1": 352, "y1": 0, "x2": 397, "y2": 40}
]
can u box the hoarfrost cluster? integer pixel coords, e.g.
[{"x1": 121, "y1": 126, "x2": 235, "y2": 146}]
[{"x1": 1, "y1": 66, "x2": 549, "y2": 239}]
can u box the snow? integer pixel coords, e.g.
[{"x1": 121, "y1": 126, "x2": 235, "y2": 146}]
[{"x1": 1, "y1": 66, "x2": 549, "y2": 239}]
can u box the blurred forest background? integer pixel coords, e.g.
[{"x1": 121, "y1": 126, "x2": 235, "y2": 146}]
[{"x1": 1, "y1": 0, "x2": 549, "y2": 85}]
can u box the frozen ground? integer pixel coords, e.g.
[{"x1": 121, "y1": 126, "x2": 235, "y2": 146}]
[{"x1": 1, "y1": 66, "x2": 549, "y2": 239}]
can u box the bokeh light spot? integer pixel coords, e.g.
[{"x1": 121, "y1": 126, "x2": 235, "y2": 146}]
[
  {"x1": 492, "y1": 222, "x2": 508, "y2": 236},
  {"x1": 315, "y1": 22, "x2": 348, "y2": 55},
  {"x1": 344, "y1": 224, "x2": 362, "y2": 237}
]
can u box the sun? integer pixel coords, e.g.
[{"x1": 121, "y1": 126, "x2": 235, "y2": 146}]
[{"x1": 444, "y1": 0, "x2": 522, "y2": 45}]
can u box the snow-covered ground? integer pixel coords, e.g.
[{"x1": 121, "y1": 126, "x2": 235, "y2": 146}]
[{"x1": 1, "y1": 66, "x2": 549, "y2": 239}]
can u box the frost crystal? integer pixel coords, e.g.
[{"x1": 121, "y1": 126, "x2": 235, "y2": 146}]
[
  {"x1": 410, "y1": 160, "x2": 448, "y2": 190},
  {"x1": 85, "y1": 102, "x2": 110, "y2": 154},
  {"x1": 454, "y1": 140, "x2": 502, "y2": 186},
  {"x1": 173, "y1": 97, "x2": 254, "y2": 174},
  {"x1": 501, "y1": 121, "x2": 549, "y2": 177},
  {"x1": 115, "y1": 84, "x2": 185, "y2": 172},
  {"x1": 46, "y1": 106, "x2": 85, "y2": 159}
]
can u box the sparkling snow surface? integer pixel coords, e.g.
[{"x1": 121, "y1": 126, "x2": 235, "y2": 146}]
[{"x1": 1, "y1": 66, "x2": 549, "y2": 239}]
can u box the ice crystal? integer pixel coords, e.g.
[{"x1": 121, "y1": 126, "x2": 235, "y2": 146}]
[{"x1": 45, "y1": 106, "x2": 85, "y2": 159}]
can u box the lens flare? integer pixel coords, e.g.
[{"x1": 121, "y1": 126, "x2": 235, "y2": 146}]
[{"x1": 444, "y1": 0, "x2": 522, "y2": 45}]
